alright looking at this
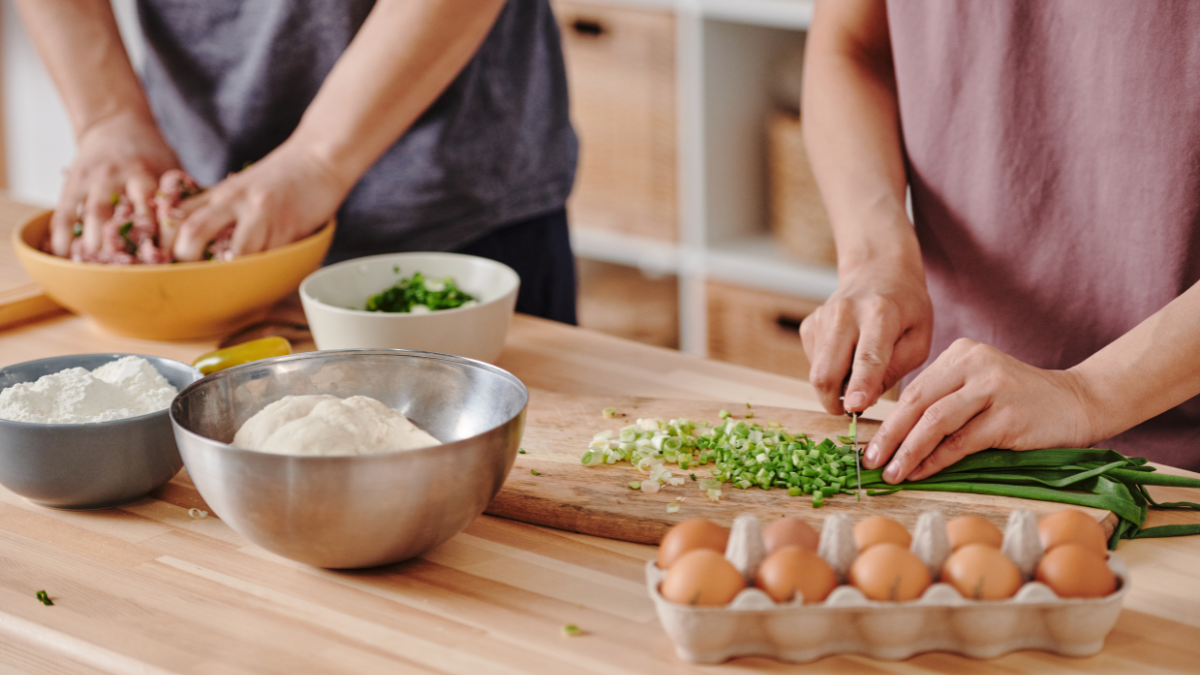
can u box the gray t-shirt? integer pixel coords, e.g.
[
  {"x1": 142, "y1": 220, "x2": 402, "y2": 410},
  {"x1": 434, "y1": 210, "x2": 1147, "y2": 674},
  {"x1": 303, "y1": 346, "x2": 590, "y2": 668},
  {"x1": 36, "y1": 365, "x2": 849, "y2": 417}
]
[{"x1": 136, "y1": 0, "x2": 577, "y2": 258}]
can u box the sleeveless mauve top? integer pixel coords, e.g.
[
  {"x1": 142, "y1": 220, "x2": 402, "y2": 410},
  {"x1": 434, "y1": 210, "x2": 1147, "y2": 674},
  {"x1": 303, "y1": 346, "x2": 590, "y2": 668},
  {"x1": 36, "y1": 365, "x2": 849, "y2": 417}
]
[{"x1": 887, "y1": 0, "x2": 1200, "y2": 469}]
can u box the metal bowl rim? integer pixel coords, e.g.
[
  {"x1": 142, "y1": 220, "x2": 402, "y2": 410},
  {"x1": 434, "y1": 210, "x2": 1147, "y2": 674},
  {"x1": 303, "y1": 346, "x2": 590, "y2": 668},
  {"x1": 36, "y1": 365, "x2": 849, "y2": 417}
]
[
  {"x1": 0, "y1": 353, "x2": 201, "y2": 429},
  {"x1": 170, "y1": 348, "x2": 529, "y2": 461}
]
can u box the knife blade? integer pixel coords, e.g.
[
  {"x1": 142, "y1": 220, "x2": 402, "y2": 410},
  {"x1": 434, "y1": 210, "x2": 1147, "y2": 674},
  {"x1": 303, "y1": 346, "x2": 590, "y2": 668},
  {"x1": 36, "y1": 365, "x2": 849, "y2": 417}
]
[{"x1": 851, "y1": 411, "x2": 861, "y2": 501}]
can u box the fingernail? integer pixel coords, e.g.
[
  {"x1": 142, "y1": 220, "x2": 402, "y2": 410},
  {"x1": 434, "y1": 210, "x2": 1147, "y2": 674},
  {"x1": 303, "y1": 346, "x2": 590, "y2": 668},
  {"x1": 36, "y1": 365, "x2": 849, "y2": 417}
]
[
  {"x1": 883, "y1": 462, "x2": 900, "y2": 484},
  {"x1": 845, "y1": 392, "x2": 866, "y2": 411},
  {"x1": 863, "y1": 442, "x2": 879, "y2": 468}
]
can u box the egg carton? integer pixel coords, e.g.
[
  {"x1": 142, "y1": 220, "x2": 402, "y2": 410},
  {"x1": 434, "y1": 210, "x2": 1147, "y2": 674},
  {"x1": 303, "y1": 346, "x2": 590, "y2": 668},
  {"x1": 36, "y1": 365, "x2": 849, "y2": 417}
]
[{"x1": 646, "y1": 511, "x2": 1129, "y2": 664}]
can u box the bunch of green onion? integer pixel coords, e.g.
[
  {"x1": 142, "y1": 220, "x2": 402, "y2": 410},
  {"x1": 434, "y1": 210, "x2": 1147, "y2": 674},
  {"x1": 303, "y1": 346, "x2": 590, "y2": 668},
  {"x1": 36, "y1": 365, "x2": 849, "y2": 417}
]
[
  {"x1": 581, "y1": 417, "x2": 1200, "y2": 549},
  {"x1": 858, "y1": 448, "x2": 1200, "y2": 549}
]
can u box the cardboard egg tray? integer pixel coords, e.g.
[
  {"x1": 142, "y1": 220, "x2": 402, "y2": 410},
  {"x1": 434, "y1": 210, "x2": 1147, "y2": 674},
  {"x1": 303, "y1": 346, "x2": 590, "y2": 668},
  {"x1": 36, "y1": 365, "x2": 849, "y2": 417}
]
[{"x1": 646, "y1": 510, "x2": 1129, "y2": 663}]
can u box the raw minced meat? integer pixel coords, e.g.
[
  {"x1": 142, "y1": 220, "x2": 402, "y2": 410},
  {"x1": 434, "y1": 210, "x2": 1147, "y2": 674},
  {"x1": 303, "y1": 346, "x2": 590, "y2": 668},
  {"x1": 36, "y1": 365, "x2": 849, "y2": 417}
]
[{"x1": 44, "y1": 170, "x2": 235, "y2": 265}]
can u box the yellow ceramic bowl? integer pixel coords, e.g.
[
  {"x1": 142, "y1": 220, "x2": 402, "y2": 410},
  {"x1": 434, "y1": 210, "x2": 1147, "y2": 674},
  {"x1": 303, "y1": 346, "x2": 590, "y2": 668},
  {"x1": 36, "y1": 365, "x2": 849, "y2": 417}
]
[{"x1": 14, "y1": 212, "x2": 335, "y2": 340}]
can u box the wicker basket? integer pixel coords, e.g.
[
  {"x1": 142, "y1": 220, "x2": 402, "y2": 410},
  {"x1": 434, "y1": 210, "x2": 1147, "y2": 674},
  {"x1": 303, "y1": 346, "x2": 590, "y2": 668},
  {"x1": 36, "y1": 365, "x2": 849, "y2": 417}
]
[
  {"x1": 553, "y1": 0, "x2": 678, "y2": 242},
  {"x1": 706, "y1": 280, "x2": 822, "y2": 378},
  {"x1": 767, "y1": 109, "x2": 836, "y2": 267}
]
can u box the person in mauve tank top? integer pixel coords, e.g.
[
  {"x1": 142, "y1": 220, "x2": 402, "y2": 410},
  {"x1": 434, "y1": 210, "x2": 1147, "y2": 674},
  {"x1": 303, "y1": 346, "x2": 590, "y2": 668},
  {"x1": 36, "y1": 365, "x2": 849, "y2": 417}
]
[{"x1": 800, "y1": 0, "x2": 1200, "y2": 476}]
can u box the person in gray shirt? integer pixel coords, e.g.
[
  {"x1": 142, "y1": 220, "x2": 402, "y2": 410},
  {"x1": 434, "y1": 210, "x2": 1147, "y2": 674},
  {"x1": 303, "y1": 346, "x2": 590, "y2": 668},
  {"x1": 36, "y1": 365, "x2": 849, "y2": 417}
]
[{"x1": 18, "y1": 0, "x2": 579, "y2": 322}]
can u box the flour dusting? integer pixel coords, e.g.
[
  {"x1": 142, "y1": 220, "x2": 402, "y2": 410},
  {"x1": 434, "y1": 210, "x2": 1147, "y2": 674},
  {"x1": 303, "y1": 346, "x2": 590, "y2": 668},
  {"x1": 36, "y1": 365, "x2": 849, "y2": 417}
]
[{"x1": 0, "y1": 356, "x2": 178, "y2": 424}]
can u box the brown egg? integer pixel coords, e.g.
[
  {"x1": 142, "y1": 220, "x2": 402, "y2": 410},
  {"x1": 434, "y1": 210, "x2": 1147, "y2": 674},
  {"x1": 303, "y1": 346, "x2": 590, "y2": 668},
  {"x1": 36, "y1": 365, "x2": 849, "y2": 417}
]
[
  {"x1": 755, "y1": 546, "x2": 837, "y2": 604},
  {"x1": 940, "y1": 544, "x2": 1022, "y2": 600},
  {"x1": 1035, "y1": 544, "x2": 1117, "y2": 599},
  {"x1": 657, "y1": 518, "x2": 729, "y2": 569},
  {"x1": 1038, "y1": 509, "x2": 1107, "y2": 556},
  {"x1": 854, "y1": 516, "x2": 912, "y2": 551},
  {"x1": 660, "y1": 549, "x2": 746, "y2": 606},
  {"x1": 762, "y1": 517, "x2": 820, "y2": 554},
  {"x1": 848, "y1": 543, "x2": 931, "y2": 602},
  {"x1": 946, "y1": 516, "x2": 1004, "y2": 550}
]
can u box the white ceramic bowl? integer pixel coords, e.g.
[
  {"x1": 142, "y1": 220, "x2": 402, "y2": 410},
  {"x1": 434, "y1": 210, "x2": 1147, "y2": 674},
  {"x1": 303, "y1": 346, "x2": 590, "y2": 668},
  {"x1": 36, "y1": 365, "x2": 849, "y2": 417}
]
[{"x1": 299, "y1": 252, "x2": 520, "y2": 363}]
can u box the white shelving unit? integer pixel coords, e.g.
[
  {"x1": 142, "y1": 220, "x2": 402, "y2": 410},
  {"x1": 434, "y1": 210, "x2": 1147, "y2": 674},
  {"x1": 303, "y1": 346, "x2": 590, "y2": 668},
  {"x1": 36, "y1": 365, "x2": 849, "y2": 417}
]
[{"x1": 565, "y1": 0, "x2": 837, "y2": 355}]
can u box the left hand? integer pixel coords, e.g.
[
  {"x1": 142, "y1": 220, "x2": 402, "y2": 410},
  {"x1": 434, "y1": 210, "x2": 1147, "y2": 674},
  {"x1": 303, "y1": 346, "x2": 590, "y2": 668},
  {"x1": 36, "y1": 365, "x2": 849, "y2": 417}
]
[
  {"x1": 170, "y1": 140, "x2": 351, "y2": 261},
  {"x1": 863, "y1": 338, "x2": 1102, "y2": 484}
]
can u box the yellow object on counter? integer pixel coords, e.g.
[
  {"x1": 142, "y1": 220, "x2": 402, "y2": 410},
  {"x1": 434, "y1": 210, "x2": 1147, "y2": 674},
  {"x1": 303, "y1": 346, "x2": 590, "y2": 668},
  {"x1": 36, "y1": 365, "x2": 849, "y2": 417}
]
[{"x1": 193, "y1": 336, "x2": 291, "y2": 375}]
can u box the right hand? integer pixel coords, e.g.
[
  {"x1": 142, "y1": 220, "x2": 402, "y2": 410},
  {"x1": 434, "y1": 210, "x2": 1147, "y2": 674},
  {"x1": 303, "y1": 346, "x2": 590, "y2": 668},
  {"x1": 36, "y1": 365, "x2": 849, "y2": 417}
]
[
  {"x1": 50, "y1": 111, "x2": 180, "y2": 257},
  {"x1": 799, "y1": 254, "x2": 934, "y2": 415}
]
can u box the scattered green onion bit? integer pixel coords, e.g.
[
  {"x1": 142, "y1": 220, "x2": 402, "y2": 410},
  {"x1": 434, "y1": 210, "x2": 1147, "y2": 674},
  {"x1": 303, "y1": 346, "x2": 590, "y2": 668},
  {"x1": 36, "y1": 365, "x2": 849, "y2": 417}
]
[
  {"x1": 36, "y1": 590, "x2": 53, "y2": 606},
  {"x1": 530, "y1": 469, "x2": 541, "y2": 476},
  {"x1": 718, "y1": 409, "x2": 731, "y2": 419},
  {"x1": 745, "y1": 412, "x2": 754, "y2": 419},
  {"x1": 518, "y1": 449, "x2": 526, "y2": 454},
  {"x1": 602, "y1": 407, "x2": 617, "y2": 419},
  {"x1": 667, "y1": 502, "x2": 681, "y2": 514},
  {"x1": 745, "y1": 402, "x2": 752, "y2": 409},
  {"x1": 628, "y1": 481, "x2": 642, "y2": 490},
  {"x1": 561, "y1": 624, "x2": 582, "y2": 638}
]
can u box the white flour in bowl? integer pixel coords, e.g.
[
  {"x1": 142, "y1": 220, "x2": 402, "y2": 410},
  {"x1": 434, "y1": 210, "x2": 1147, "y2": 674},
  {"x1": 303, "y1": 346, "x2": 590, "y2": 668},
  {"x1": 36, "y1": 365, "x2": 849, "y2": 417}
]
[{"x1": 0, "y1": 356, "x2": 179, "y2": 424}]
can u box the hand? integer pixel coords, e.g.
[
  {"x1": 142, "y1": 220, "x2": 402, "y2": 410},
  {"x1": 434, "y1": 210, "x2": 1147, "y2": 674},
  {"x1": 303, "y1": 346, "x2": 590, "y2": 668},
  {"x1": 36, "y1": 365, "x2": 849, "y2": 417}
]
[
  {"x1": 800, "y1": 253, "x2": 934, "y2": 415},
  {"x1": 170, "y1": 141, "x2": 350, "y2": 261},
  {"x1": 51, "y1": 112, "x2": 179, "y2": 257},
  {"x1": 863, "y1": 339, "x2": 1102, "y2": 484}
]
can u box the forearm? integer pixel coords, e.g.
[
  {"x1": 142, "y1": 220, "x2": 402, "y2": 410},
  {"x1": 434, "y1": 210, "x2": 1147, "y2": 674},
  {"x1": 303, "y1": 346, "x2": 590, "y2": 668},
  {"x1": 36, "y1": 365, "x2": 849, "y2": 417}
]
[
  {"x1": 803, "y1": 0, "x2": 919, "y2": 275},
  {"x1": 1071, "y1": 281, "x2": 1200, "y2": 440},
  {"x1": 286, "y1": 0, "x2": 506, "y2": 194},
  {"x1": 13, "y1": 0, "x2": 155, "y2": 140}
]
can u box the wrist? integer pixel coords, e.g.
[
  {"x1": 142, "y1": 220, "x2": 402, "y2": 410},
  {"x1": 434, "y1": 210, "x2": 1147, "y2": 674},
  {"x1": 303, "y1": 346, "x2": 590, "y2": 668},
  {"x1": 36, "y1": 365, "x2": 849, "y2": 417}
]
[
  {"x1": 77, "y1": 107, "x2": 161, "y2": 145},
  {"x1": 834, "y1": 212, "x2": 924, "y2": 279},
  {"x1": 271, "y1": 136, "x2": 358, "y2": 203},
  {"x1": 281, "y1": 127, "x2": 364, "y2": 199},
  {"x1": 1062, "y1": 364, "x2": 1124, "y2": 445}
]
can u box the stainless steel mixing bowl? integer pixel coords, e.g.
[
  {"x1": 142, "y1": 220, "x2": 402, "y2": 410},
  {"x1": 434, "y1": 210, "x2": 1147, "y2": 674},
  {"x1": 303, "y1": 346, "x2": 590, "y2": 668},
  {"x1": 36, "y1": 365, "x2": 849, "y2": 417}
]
[
  {"x1": 169, "y1": 349, "x2": 527, "y2": 569},
  {"x1": 0, "y1": 353, "x2": 202, "y2": 509}
]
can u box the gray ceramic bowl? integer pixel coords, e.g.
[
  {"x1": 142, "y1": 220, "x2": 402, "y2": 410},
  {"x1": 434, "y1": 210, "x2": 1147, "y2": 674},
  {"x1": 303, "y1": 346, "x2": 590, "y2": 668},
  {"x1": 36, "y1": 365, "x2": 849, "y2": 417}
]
[
  {"x1": 0, "y1": 353, "x2": 202, "y2": 509},
  {"x1": 170, "y1": 349, "x2": 527, "y2": 569}
]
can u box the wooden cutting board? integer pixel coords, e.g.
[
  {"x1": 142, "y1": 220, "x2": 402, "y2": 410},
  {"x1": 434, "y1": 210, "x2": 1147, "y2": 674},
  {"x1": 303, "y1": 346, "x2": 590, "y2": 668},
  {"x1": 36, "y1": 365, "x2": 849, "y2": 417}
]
[
  {"x1": 0, "y1": 203, "x2": 61, "y2": 328},
  {"x1": 486, "y1": 389, "x2": 1115, "y2": 545}
]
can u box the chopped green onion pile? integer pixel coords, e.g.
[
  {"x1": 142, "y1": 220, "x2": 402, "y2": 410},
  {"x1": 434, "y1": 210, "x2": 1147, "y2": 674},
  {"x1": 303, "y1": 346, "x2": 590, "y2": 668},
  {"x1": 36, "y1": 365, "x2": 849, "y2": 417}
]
[
  {"x1": 581, "y1": 416, "x2": 1200, "y2": 548},
  {"x1": 581, "y1": 416, "x2": 861, "y2": 506},
  {"x1": 365, "y1": 271, "x2": 476, "y2": 313}
]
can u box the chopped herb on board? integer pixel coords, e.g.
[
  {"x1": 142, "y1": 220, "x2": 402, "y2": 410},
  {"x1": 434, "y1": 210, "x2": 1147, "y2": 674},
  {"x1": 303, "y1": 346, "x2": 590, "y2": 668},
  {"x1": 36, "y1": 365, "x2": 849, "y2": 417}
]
[
  {"x1": 36, "y1": 590, "x2": 53, "y2": 606},
  {"x1": 561, "y1": 624, "x2": 582, "y2": 637},
  {"x1": 530, "y1": 469, "x2": 541, "y2": 476}
]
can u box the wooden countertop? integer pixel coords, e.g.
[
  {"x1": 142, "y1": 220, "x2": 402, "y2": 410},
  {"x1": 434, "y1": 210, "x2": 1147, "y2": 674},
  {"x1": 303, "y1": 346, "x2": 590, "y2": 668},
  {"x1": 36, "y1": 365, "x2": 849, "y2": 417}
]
[{"x1": 2, "y1": 242, "x2": 1200, "y2": 672}]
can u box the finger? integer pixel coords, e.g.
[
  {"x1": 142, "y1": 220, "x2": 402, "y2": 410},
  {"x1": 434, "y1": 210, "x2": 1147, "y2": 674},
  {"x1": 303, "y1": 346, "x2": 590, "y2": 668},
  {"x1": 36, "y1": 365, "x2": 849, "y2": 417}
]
[
  {"x1": 907, "y1": 411, "x2": 996, "y2": 481},
  {"x1": 806, "y1": 302, "x2": 859, "y2": 415},
  {"x1": 843, "y1": 307, "x2": 902, "y2": 413},
  {"x1": 125, "y1": 173, "x2": 158, "y2": 218},
  {"x1": 160, "y1": 190, "x2": 210, "y2": 253},
  {"x1": 173, "y1": 203, "x2": 235, "y2": 261},
  {"x1": 862, "y1": 354, "x2": 966, "y2": 469},
  {"x1": 50, "y1": 181, "x2": 86, "y2": 257},
  {"x1": 881, "y1": 326, "x2": 933, "y2": 393},
  {"x1": 82, "y1": 181, "x2": 119, "y2": 254},
  {"x1": 229, "y1": 209, "x2": 269, "y2": 258},
  {"x1": 881, "y1": 386, "x2": 988, "y2": 484}
]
